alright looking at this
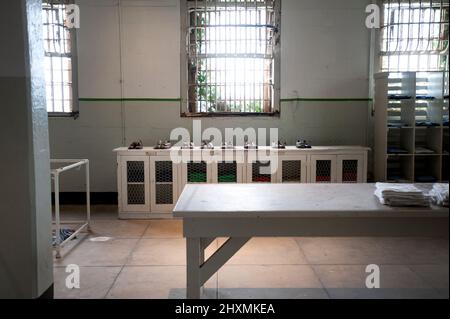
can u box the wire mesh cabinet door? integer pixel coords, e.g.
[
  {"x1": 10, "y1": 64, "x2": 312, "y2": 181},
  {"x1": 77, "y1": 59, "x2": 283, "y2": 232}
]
[
  {"x1": 246, "y1": 160, "x2": 277, "y2": 183},
  {"x1": 337, "y1": 154, "x2": 366, "y2": 183},
  {"x1": 120, "y1": 156, "x2": 150, "y2": 212},
  {"x1": 150, "y1": 156, "x2": 178, "y2": 213},
  {"x1": 277, "y1": 155, "x2": 308, "y2": 183},
  {"x1": 179, "y1": 160, "x2": 212, "y2": 194},
  {"x1": 310, "y1": 155, "x2": 337, "y2": 183},
  {"x1": 211, "y1": 160, "x2": 244, "y2": 183}
]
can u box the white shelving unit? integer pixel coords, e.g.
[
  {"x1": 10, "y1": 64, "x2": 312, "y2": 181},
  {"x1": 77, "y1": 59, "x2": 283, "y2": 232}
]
[
  {"x1": 114, "y1": 146, "x2": 369, "y2": 219},
  {"x1": 374, "y1": 71, "x2": 449, "y2": 183}
]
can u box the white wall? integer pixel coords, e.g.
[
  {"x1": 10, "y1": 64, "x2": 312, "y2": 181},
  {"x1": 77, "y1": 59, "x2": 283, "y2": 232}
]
[
  {"x1": 0, "y1": 0, "x2": 53, "y2": 298},
  {"x1": 49, "y1": 0, "x2": 372, "y2": 192}
]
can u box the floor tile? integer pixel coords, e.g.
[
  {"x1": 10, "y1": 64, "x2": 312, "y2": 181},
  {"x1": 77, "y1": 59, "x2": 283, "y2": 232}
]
[
  {"x1": 409, "y1": 265, "x2": 449, "y2": 293},
  {"x1": 106, "y1": 266, "x2": 217, "y2": 299},
  {"x1": 54, "y1": 238, "x2": 138, "y2": 267},
  {"x1": 217, "y1": 265, "x2": 327, "y2": 299},
  {"x1": 217, "y1": 238, "x2": 308, "y2": 265},
  {"x1": 313, "y1": 265, "x2": 432, "y2": 289},
  {"x1": 143, "y1": 220, "x2": 183, "y2": 238},
  {"x1": 374, "y1": 238, "x2": 449, "y2": 265},
  {"x1": 127, "y1": 238, "x2": 218, "y2": 266},
  {"x1": 297, "y1": 237, "x2": 406, "y2": 265},
  {"x1": 54, "y1": 266, "x2": 121, "y2": 299},
  {"x1": 127, "y1": 238, "x2": 187, "y2": 266},
  {"x1": 89, "y1": 220, "x2": 149, "y2": 238},
  {"x1": 315, "y1": 264, "x2": 443, "y2": 299}
]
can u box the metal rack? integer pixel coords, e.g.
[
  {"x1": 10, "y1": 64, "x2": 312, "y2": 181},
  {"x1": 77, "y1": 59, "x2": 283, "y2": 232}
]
[{"x1": 51, "y1": 159, "x2": 90, "y2": 258}]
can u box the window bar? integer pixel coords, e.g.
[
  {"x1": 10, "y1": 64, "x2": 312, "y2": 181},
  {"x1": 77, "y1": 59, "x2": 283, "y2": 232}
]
[
  {"x1": 414, "y1": 1, "x2": 422, "y2": 70},
  {"x1": 264, "y1": 0, "x2": 268, "y2": 112},
  {"x1": 254, "y1": 0, "x2": 257, "y2": 113},
  {"x1": 387, "y1": 0, "x2": 393, "y2": 71},
  {"x1": 62, "y1": 2, "x2": 68, "y2": 112},
  {"x1": 58, "y1": 2, "x2": 65, "y2": 112},
  {"x1": 200, "y1": 0, "x2": 209, "y2": 112},
  {"x1": 49, "y1": 0, "x2": 56, "y2": 113},
  {"x1": 214, "y1": 0, "x2": 217, "y2": 112},
  {"x1": 234, "y1": 0, "x2": 237, "y2": 112},
  {"x1": 195, "y1": 0, "x2": 198, "y2": 112},
  {"x1": 406, "y1": 0, "x2": 412, "y2": 70},
  {"x1": 244, "y1": 0, "x2": 247, "y2": 112},
  {"x1": 425, "y1": 0, "x2": 432, "y2": 71},
  {"x1": 436, "y1": 0, "x2": 443, "y2": 55},
  {"x1": 395, "y1": 0, "x2": 401, "y2": 70}
]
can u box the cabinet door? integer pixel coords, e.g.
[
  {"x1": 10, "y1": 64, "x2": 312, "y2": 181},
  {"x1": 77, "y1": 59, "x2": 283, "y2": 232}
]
[
  {"x1": 310, "y1": 155, "x2": 337, "y2": 183},
  {"x1": 211, "y1": 160, "x2": 244, "y2": 183},
  {"x1": 180, "y1": 160, "x2": 212, "y2": 194},
  {"x1": 150, "y1": 156, "x2": 178, "y2": 213},
  {"x1": 277, "y1": 155, "x2": 308, "y2": 183},
  {"x1": 120, "y1": 156, "x2": 150, "y2": 212},
  {"x1": 337, "y1": 154, "x2": 365, "y2": 183},
  {"x1": 246, "y1": 160, "x2": 277, "y2": 183}
]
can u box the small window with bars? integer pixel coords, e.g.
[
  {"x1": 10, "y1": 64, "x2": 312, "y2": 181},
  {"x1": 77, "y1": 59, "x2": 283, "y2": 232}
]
[
  {"x1": 181, "y1": 0, "x2": 281, "y2": 115},
  {"x1": 380, "y1": 0, "x2": 449, "y2": 72},
  {"x1": 42, "y1": 0, "x2": 78, "y2": 116}
]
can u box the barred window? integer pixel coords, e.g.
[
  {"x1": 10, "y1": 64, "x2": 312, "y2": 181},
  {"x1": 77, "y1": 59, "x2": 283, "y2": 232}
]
[
  {"x1": 181, "y1": 0, "x2": 281, "y2": 115},
  {"x1": 380, "y1": 0, "x2": 449, "y2": 72},
  {"x1": 42, "y1": 1, "x2": 78, "y2": 115}
]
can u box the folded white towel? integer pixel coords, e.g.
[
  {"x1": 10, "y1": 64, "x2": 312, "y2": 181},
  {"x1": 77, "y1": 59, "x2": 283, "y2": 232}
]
[
  {"x1": 428, "y1": 183, "x2": 449, "y2": 207},
  {"x1": 375, "y1": 183, "x2": 431, "y2": 207}
]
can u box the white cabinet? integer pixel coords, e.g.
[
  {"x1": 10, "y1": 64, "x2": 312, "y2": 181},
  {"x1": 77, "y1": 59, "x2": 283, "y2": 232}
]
[
  {"x1": 114, "y1": 146, "x2": 369, "y2": 218},
  {"x1": 150, "y1": 156, "x2": 178, "y2": 213},
  {"x1": 337, "y1": 154, "x2": 366, "y2": 183},
  {"x1": 119, "y1": 156, "x2": 150, "y2": 212},
  {"x1": 310, "y1": 155, "x2": 337, "y2": 183},
  {"x1": 277, "y1": 155, "x2": 308, "y2": 183}
]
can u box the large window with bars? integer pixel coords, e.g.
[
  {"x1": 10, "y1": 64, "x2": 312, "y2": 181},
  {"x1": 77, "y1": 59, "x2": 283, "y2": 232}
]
[
  {"x1": 181, "y1": 0, "x2": 281, "y2": 115},
  {"x1": 380, "y1": 0, "x2": 449, "y2": 72},
  {"x1": 42, "y1": 0, "x2": 78, "y2": 115}
]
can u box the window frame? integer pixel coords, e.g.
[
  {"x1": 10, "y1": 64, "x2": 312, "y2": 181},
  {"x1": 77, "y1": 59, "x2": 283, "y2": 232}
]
[
  {"x1": 376, "y1": 0, "x2": 449, "y2": 73},
  {"x1": 43, "y1": 0, "x2": 79, "y2": 118},
  {"x1": 180, "y1": 0, "x2": 281, "y2": 117}
]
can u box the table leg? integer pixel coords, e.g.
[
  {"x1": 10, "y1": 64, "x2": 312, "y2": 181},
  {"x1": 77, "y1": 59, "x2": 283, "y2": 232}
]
[{"x1": 186, "y1": 237, "x2": 201, "y2": 299}]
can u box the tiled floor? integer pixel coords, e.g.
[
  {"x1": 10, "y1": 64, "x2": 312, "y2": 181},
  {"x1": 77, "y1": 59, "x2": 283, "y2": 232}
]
[{"x1": 53, "y1": 205, "x2": 449, "y2": 299}]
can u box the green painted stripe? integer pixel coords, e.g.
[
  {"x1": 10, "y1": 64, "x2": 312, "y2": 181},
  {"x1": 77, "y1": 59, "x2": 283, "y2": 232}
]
[
  {"x1": 78, "y1": 97, "x2": 372, "y2": 103},
  {"x1": 280, "y1": 98, "x2": 372, "y2": 102},
  {"x1": 78, "y1": 97, "x2": 181, "y2": 102}
]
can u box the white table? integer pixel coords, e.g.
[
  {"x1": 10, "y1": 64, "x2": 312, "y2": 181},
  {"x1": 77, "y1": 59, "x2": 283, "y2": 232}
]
[{"x1": 173, "y1": 183, "x2": 449, "y2": 299}]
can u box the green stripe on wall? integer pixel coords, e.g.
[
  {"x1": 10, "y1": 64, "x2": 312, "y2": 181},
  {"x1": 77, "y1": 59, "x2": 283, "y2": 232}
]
[
  {"x1": 280, "y1": 98, "x2": 372, "y2": 102},
  {"x1": 78, "y1": 97, "x2": 181, "y2": 102},
  {"x1": 79, "y1": 97, "x2": 372, "y2": 102}
]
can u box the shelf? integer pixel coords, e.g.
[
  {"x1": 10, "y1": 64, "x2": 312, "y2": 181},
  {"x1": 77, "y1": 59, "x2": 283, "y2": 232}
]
[
  {"x1": 414, "y1": 156, "x2": 441, "y2": 183},
  {"x1": 386, "y1": 155, "x2": 414, "y2": 182},
  {"x1": 375, "y1": 71, "x2": 448, "y2": 182}
]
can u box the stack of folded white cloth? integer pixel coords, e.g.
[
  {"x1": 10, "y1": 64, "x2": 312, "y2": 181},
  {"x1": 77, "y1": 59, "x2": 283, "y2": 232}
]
[
  {"x1": 375, "y1": 183, "x2": 431, "y2": 207},
  {"x1": 428, "y1": 183, "x2": 449, "y2": 207}
]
